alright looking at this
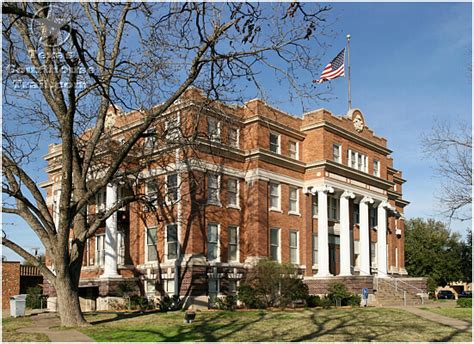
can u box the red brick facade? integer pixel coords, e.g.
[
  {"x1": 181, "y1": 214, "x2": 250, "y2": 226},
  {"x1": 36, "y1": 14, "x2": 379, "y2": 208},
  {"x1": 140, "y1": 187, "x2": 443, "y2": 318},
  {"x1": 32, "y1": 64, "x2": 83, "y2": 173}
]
[{"x1": 42, "y1": 89, "x2": 409, "y2": 309}]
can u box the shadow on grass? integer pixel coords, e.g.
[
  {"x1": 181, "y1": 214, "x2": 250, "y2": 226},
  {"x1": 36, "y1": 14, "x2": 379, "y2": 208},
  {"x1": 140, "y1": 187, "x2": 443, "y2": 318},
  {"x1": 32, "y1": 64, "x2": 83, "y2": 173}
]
[
  {"x1": 87, "y1": 309, "x2": 162, "y2": 325},
  {"x1": 84, "y1": 308, "x2": 472, "y2": 342}
]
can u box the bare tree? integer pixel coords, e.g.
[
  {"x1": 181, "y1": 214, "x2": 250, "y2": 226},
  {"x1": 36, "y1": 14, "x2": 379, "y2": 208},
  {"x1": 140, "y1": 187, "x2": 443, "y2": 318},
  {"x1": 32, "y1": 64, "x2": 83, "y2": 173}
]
[
  {"x1": 2, "y1": 2, "x2": 332, "y2": 326},
  {"x1": 422, "y1": 120, "x2": 472, "y2": 222}
]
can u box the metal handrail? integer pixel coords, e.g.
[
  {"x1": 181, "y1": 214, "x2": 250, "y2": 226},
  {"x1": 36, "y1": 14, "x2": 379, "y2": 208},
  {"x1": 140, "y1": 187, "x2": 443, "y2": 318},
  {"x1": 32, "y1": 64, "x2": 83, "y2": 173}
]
[{"x1": 351, "y1": 265, "x2": 426, "y2": 304}]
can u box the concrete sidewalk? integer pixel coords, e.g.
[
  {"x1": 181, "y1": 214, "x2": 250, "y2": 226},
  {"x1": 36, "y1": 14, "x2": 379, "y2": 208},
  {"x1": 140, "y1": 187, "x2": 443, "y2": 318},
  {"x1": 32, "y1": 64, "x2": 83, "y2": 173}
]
[
  {"x1": 16, "y1": 312, "x2": 95, "y2": 342},
  {"x1": 398, "y1": 306, "x2": 472, "y2": 331}
]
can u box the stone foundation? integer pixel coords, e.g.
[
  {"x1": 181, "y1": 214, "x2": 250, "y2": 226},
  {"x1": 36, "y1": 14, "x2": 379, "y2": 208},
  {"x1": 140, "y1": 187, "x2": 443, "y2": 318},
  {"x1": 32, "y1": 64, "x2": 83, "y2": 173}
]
[
  {"x1": 96, "y1": 296, "x2": 125, "y2": 311},
  {"x1": 304, "y1": 275, "x2": 374, "y2": 295}
]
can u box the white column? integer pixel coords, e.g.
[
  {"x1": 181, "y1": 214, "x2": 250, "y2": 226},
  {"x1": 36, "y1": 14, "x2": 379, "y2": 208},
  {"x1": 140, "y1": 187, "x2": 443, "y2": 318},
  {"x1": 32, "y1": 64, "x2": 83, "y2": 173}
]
[
  {"x1": 101, "y1": 183, "x2": 120, "y2": 278},
  {"x1": 377, "y1": 202, "x2": 388, "y2": 277},
  {"x1": 316, "y1": 186, "x2": 333, "y2": 277},
  {"x1": 359, "y1": 196, "x2": 373, "y2": 276},
  {"x1": 339, "y1": 191, "x2": 355, "y2": 276}
]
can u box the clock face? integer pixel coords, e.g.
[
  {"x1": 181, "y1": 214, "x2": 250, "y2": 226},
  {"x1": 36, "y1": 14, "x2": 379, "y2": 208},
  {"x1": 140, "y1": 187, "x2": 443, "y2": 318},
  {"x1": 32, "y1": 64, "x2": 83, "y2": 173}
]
[{"x1": 353, "y1": 111, "x2": 364, "y2": 132}]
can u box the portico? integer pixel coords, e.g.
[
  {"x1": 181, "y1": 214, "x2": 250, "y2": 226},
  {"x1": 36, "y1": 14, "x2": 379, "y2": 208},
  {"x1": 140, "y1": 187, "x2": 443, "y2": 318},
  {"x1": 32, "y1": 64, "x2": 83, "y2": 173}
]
[{"x1": 305, "y1": 183, "x2": 392, "y2": 278}]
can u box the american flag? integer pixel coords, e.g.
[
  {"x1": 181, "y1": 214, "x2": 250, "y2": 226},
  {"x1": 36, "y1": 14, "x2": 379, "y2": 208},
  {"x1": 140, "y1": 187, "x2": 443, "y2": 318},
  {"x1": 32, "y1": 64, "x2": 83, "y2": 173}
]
[{"x1": 314, "y1": 48, "x2": 345, "y2": 84}]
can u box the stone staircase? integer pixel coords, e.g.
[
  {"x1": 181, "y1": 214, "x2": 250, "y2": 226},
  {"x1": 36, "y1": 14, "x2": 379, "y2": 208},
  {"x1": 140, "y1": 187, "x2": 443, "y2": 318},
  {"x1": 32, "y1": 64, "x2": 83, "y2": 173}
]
[{"x1": 374, "y1": 277, "x2": 431, "y2": 307}]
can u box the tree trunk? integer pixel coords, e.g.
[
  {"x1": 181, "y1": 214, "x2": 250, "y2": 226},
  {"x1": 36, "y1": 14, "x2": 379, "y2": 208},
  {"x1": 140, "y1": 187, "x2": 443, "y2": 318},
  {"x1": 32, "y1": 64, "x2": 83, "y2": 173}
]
[{"x1": 54, "y1": 270, "x2": 88, "y2": 327}]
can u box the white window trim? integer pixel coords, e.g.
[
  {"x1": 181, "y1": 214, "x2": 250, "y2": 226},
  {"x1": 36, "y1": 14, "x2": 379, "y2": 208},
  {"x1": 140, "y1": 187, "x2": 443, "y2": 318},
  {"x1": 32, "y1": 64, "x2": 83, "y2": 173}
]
[
  {"x1": 270, "y1": 228, "x2": 281, "y2": 262},
  {"x1": 208, "y1": 117, "x2": 221, "y2": 142},
  {"x1": 117, "y1": 231, "x2": 125, "y2": 266},
  {"x1": 228, "y1": 225, "x2": 240, "y2": 263},
  {"x1": 269, "y1": 182, "x2": 282, "y2": 212},
  {"x1": 289, "y1": 140, "x2": 299, "y2": 160},
  {"x1": 164, "y1": 223, "x2": 179, "y2": 263},
  {"x1": 312, "y1": 234, "x2": 318, "y2": 269},
  {"x1": 289, "y1": 230, "x2": 299, "y2": 265},
  {"x1": 228, "y1": 127, "x2": 240, "y2": 148},
  {"x1": 288, "y1": 186, "x2": 300, "y2": 216},
  {"x1": 95, "y1": 188, "x2": 106, "y2": 212},
  {"x1": 165, "y1": 173, "x2": 179, "y2": 205},
  {"x1": 95, "y1": 234, "x2": 105, "y2": 267},
  {"x1": 347, "y1": 149, "x2": 368, "y2": 173},
  {"x1": 333, "y1": 143, "x2": 342, "y2": 163},
  {"x1": 269, "y1": 132, "x2": 281, "y2": 154},
  {"x1": 312, "y1": 194, "x2": 318, "y2": 218},
  {"x1": 145, "y1": 179, "x2": 158, "y2": 206},
  {"x1": 145, "y1": 226, "x2": 158, "y2": 263},
  {"x1": 226, "y1": 178, "x2": 240, "y2": 209},
  {"x1": 165, "y1": 111, "x2": 181, "y2": 140},
  {"x1": 328, "y1": 195, "x2": 340, "y2": 221},
  {"x1": 373, "y1": 159, "x2": 380, "y2": 177},
  {"x1": 207, "y1": 173, "x2": 221, "y2": 206},
  {"x1": 207, "y1": 223, "x2": 221, "y2": 263}
]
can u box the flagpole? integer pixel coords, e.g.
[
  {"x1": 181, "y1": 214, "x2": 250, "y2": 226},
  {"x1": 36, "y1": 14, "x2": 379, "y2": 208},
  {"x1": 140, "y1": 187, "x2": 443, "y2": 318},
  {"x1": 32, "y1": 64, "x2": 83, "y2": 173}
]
[{"x1": 347, "y1": 34, "x2": 352, "y2": 110}]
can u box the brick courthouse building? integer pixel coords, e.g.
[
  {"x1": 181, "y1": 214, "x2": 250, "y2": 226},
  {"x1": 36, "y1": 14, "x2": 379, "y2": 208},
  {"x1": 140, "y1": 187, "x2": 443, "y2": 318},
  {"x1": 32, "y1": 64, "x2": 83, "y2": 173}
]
[{"x1": 42, "y1": 89, "x2": 417, "y2": 310}]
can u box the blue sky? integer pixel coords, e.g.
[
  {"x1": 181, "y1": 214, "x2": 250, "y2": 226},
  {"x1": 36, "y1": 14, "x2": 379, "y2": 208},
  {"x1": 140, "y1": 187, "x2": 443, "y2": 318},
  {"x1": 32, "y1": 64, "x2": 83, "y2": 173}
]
[{"x1": 2, "y1": 2, "x2": 472, "y2": 261}]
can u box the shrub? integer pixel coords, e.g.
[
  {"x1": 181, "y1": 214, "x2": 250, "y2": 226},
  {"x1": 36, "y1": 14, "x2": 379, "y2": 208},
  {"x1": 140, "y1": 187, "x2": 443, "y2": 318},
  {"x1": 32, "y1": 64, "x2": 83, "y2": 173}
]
[
  {"x1": 326, "y1": 282, "x2": 360, "y2": 307},
  {"x1": 129, "y1": 295, "x2": 152, "y2": 310},
  {"x1": 280, "y1": 276, "x2": 309, "y2": 308},
  {"x1": 159, "y1": 295, "x2": 182, "y2": 312},
  {"x1": 457, "y1": 298, "x2": 472, "y2": 308},
  {"x1": 25, "y1": 287, "x2": 42, "y2": 309},
  {"x1": 237, "y1": 284, "x2": 266, "y2": 309},
  {"x1": 215, "y1": 295, "x2": 237, "y2": 311},
  {"x1": 306, "y1": 295, "x2": 320, "y2": 308},
  {"x1": 347, "y1": 294, "x2": 361, "y2": 307},
  {"x1": 237, "y1": 259, "x2": 307, "y2": 309}
]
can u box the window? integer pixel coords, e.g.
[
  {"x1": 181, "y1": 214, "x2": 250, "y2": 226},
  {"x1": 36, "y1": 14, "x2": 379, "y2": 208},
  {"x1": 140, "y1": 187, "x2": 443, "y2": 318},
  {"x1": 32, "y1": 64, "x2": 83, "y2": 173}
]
[
  {"x1": 95, "y1": 234, "x2": 105, "y2": 266},
  {"x1": 166, "y1": 224, "x2": 178, "y2": 260},
  {"x1": 269, "y1": 132, "x2": 280, "y2": 153},
  {"x1": 370, "y1": 242, "x2": 377, "y2": 268},
  {"x1": 312, "y1": 234, "x2": 318, "y2": 266},
  {"x1": 145, "y1": 280, "x2": 156, "y2": 295},
  {"x1": 207, "y1": 223, "x2": 219, "y2": 261},
  {"x1": 333, "y1": 144, "x2": 342, "y2": 163},
  {"x1": 166, "y1": 174, "x2": 178, "y2": 203},
  {"x1": 270, "y1": 228, "x2": 280, "y2": 261},
  {"x1": 373, "y1": 160, "x2": 380, "y2": 177},
  {"x1": 228, "y1": 127, "x2": 239, "y2": 148},
  {"x1": 117, "y1": 231, "x2": 125, "y2": 265},
  {"x1": 164, "y1": 279, "x2": 175, "y2": 296},
  {"x1": 289, "y1": 141, "x2": 298, "y2": 159},
  {"x1": 145, "y1": 179, "x2": 159, "y2": 206},
  {"x1": 290, "y1": 231, "x2": 299, "y2": 264},
  {"x1": 350, "y1": 150, "x2": 356, "y2": 169},
  {"x1": 207, "y1": 173, "x2": 220, "y2": 205},
  {"x1": 227, "y1": 178, "x2": 239, "y2": 207},
  {"x1": 208, "y1": 278, "x2": 219, "y2": 306},
  {"x1": 228, "y1": 280, "x2": 237, "y2": 294},
  {"x1": 165, "y1": 113, "x2": 180, "y2": 141},
  {"x1": 348, "y1": 149, "x2": 368, "y2": 173},
  {"x1": 328, "y1": 196, "x2": 339, "y2": 220},
  {"x1": 269, "y1": 182, "x2": 280, "y2": 210},
  {"x1": 228, "y1": 226, "x2": 239, "y2": 262},
  {"x1": 144, "y1": 128, "x2": 157, "y2": 150},
  {"x1": 369, "y1": 207, "x2": 378, "y2": 228},
  {"x1": 146, "y1": 227, "x2": 158, "y2": 262},
  {"x1": 207, "y1": 117, "x2": 220, "y2": 142},
  {"x1": 95, "y1": 188, "x2": 106, "y2": 212},
  {"x1": 354, "y1": 240, "x2": 360, "y2": 268},
  {"x1": 353, "y1": 203, "x2": 360, "y2": 224},
  {"x1": 289, "y1": 187, "x2": 299, "y2": 214},
  {"x1": 312, "y1": 195, "x2": 318, "y2": 217}
]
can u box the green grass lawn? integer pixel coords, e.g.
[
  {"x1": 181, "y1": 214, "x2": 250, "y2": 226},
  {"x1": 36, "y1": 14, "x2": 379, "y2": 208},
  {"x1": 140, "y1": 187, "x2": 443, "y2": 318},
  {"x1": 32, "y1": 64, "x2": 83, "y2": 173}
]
[
  {"x1": 422, "y1": 307, "x2": 473, "y2": 323},
  {"x1": 2, "y1": 317, "x2": 50, "y2": 342},
  {"x1": 80, "y1": 308, "x2": 473, "y2": 342}
]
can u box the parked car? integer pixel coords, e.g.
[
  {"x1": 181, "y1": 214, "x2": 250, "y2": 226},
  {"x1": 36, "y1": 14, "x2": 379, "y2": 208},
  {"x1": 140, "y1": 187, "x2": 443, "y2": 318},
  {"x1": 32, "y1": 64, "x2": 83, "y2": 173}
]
[
  {"x1": 436, "y1": 290, "x2": 455, "y2": 300},
  {"x1": 459, "y1": 290, "x2": 472, "y2": 298}
]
